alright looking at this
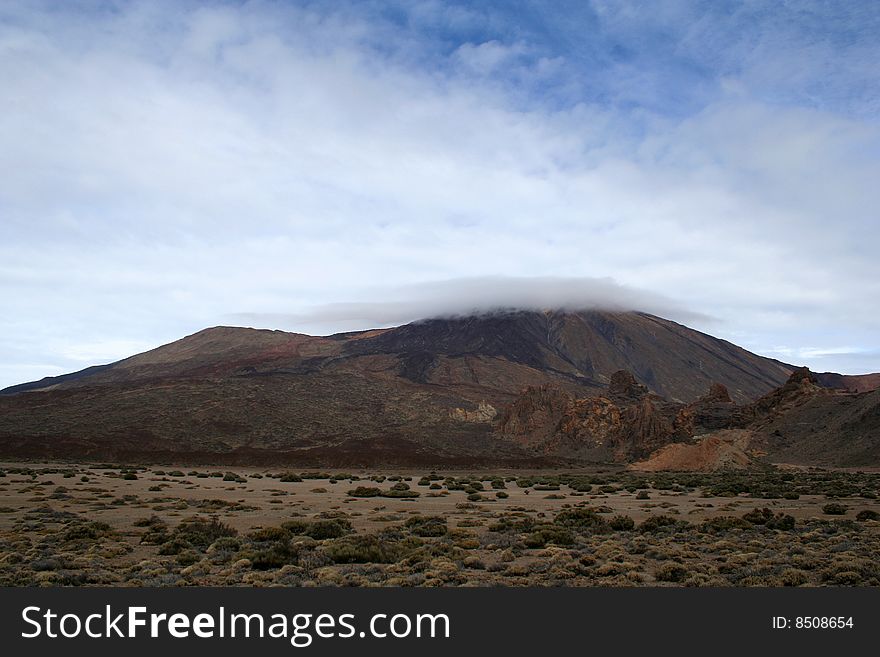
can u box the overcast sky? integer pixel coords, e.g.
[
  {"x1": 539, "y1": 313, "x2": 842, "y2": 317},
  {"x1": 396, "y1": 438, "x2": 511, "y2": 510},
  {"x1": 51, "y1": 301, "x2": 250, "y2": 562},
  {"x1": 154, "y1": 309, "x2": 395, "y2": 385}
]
[{"x1": 1, "y1": 0, "x2": 879, "y2": 389}]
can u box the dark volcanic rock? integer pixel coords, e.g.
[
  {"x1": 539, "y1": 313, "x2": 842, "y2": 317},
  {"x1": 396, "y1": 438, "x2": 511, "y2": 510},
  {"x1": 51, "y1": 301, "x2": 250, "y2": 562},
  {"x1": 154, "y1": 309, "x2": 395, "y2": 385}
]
[{"x1": 607, "y1": 370, "x2": 649, "y2": 401}]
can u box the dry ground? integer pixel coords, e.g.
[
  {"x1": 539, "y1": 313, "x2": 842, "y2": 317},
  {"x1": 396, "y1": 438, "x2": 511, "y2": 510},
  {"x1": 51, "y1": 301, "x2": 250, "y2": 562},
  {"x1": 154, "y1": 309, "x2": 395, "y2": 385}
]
[{"x1": 1, "y1": 461, "x2": 879, "y2": 586}]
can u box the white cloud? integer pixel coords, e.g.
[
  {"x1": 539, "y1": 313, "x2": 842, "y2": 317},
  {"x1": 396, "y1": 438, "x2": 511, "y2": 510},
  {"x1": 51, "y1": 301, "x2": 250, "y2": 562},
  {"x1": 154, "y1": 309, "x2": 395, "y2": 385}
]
[{"x1": 233, "y1": 275, "x2": 711, "y2": 333}]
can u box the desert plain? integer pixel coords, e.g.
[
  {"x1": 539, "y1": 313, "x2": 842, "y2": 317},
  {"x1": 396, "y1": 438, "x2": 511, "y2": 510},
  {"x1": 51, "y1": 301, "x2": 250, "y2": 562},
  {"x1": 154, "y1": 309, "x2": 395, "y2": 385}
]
[{"x1": 1, "y1": 461, "x2": 879, "y2": 587}]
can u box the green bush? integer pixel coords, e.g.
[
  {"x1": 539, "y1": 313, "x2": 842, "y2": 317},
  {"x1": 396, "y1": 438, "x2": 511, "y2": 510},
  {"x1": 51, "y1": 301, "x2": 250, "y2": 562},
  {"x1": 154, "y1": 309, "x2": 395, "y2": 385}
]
[
  {"x1": 280, "y1": 472, "x2": 303, "y2": 482},
  {"x1": 347, "y1": 486, "x2": 382, "y2": 497},
  {"x1": 305, "y1": 519, "x2": 351, "y2": 540},
  {"x1": 767, "y1": 514, "x2": 796, "y2": 530},
  {"x1": 568, "y1": 479, "x2": 593, "y2": 493},
  {"x1": 488, "y1": 515, "x2": 535, "y2": 533},
  {"x1": 742, "y1": 507, "x2": 773, "y2": 525},
  {"x1": 702, "y1": 516, "x2": 751, "y2": 532},
  {"x1": 523, "y1": 525, "x2": 575, "y2": 548},
  {"x1": 639, "y1": 515, "x2": 682, "y2": 533},
  {"x1": 554, "y1": 508, "x2": 609, "y2": 533},
  {"x1": 172, "y1": 517, "x2": 237, "y2": 549},
  {"x1": 133, "y1": 515, "x2": 164, "y2": 528},
  {"x1": 248, "y1": 526, "x2": 291, "y2": 542},
  {"x1": 324, "y1": 535, "x2": 405, "y2": 563},
  {"x1": 856, "y1": 509, "x2": 880, "y2": 521},
  {"x1": 62, "y1": 521, "x2": 112, "y2": 541},
  {"x1": 404, "y1": 515, "x2": 448, "y2": 537},
  {"x1": 382, "y1": 488, "x2": 420, "y2": 498},
  {"x1": 158, "y1": 537, "x2": 191, "y2": 555},
  {"x1": 655, "y1": 562, "x2": 688, "y2": 583},
  {"x1": 609, "y1": 515, "x2": 635, "y2": 531},
  {"x1": 823, "y1": 503, "x2": 848, "y2": 515},
  {"x1": 246, "y1": 543, "x2": 298, "y2": 570}
]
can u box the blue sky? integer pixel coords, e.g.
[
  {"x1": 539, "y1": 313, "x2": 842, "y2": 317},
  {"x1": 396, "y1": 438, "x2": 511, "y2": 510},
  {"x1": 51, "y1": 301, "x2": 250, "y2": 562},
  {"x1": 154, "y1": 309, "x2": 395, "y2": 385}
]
[{"x1": 1, "y1": 0, "x2": 879, "y2": 388}]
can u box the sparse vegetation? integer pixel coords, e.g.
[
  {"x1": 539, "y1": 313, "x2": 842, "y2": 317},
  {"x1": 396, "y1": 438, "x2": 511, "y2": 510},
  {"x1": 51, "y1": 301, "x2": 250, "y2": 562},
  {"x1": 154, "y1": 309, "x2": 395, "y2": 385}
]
[{"x1": 0, "y1": 463, "x2": 877, "y2": 587}]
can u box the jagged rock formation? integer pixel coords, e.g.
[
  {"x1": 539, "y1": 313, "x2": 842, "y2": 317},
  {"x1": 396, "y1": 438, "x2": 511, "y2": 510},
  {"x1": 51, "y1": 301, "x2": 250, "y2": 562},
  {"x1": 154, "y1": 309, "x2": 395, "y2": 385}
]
[
  {"x1": 497, "y1": 370, "x2": 695, "y2": 461},
  {"x1": 497, "y1": 366, "x2": 880, "y2": 468}
]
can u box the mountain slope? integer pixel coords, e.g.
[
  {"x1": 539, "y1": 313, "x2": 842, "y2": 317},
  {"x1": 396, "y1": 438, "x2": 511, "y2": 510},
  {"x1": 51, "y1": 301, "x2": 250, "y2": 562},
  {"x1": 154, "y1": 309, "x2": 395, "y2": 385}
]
[
  {"x1": 747, "y1": 370, "x2": 880, "y2": 467},
  {"x1": 340, "y1": 310, "x2": 794, "y2": 403},
  {"x1": 0, "y1": 309, "x2": 827, "y2": 465}
]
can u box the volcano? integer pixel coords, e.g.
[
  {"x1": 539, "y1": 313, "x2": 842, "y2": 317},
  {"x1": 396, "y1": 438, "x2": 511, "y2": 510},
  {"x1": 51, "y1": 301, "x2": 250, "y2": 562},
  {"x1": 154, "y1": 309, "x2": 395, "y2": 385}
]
[{"x1": 0, "y1": 309, "x2": 874, "y2": 466}]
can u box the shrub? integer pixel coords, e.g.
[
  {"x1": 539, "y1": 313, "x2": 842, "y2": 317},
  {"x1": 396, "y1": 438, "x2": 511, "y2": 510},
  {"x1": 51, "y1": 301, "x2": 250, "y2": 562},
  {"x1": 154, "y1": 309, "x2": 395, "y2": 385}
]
[
  {"x1": 404, "y1": 515, "x2": 448, "y2": 537},
  {"x1": 247, "y1": 543, "x2": 298, "y2": 570},
  {"x1": 523, "y1": 525, "x2": 575, "y2": 548},
  {"x1": 208, "y1": 536, "x2": 241, "y2": 553},
  {"x1": 158, "y1": 537, "x2": 191, "y2": 555},
  {"x1": 173, "y1": 517, "x2": 237, "y2": 549},
  {"x1": 491, "y1": 479, "x2": 506, "y2": 490},
  {"x1": 122, "y1": 473, "x2": 137, "y2": 480},
  {"x1": 176, "y1": 550, "x2": 200, "y2": 566},
  {"x1": 856, "y1": 509, "x2": 880, "y2": 522},
  {"x1": 554, "y1": 508, "x2": 609, "y2": 533},
  {"x1": 609, "y1": 515, "x2": 635, "y2": 531},
  {"x1": 655, "y1": 562, "x2": 688, "y2": 583},
  {"x1": 63, "y1": 521, "x2": 112, "y2": 541},
  {"x1": 496, "y1": 491, "x2": 509, "y2": 499},
  {"x1": 636, "y1": 490, "x2": 650, "y2": 500},
  {"x1": 347, "y1": 486, "x2": 382, "y2": 497},
  {"x1": 248, "y1": 526, "x2": 291, "y2": 542},
  {"x1": 702, "y1": 516, "x2": 751, "y2": 532},
  {"x1": 488, "y1": 515, "x2": 535, "y2": 533},
  {"x1": 324, "y1": 535, "x2": 405, "y2": 563},
  {"x1": 133, "y1": 515, "x2": 164, "y2": 528},
  {"x1": 304, "y1": 519, "x2": 351, "y2": 540},
  {"x1": 466, "y1": 493, "x2": 482, "y2": 502},
  {"x1": 742, "y1": 507, "x2": 774, "y2": 525},
  {"x1": 382, "y1": 488, "x2": 420, "y2": 498},
  {"x1": 823, "y1": 503, "x2": 848, "y2": 515},
  {"x1": 766, "y1": 514, "x2": 796, "y2": 530},
  {"x1": 639, "y1": 515, "x2": 682, "y2": 533},
  {"x1": 280, "y1": 473, "x2": 303, "y2": 482}
]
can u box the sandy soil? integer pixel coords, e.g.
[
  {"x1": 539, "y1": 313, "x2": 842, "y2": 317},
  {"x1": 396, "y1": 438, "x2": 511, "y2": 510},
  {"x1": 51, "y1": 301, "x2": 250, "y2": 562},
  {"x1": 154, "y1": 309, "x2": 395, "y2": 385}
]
[{"x1": 1, "y1": 461, "x2": 879, "y2": 587}]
